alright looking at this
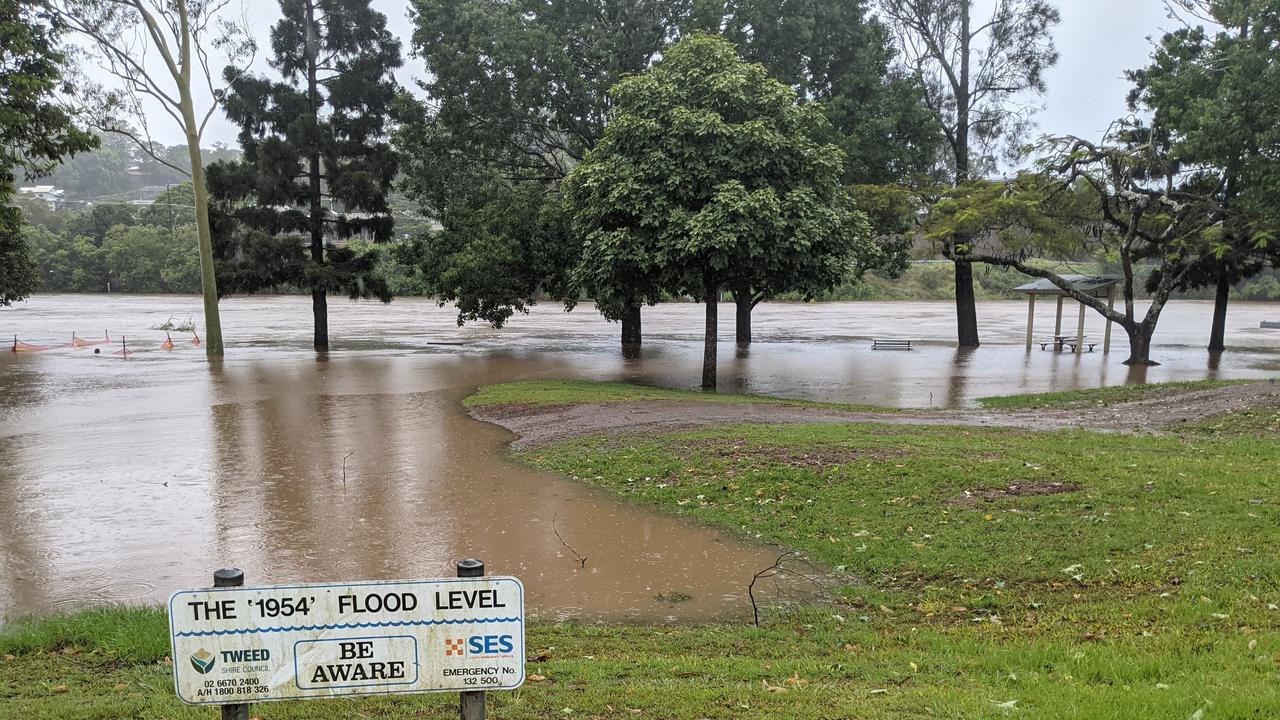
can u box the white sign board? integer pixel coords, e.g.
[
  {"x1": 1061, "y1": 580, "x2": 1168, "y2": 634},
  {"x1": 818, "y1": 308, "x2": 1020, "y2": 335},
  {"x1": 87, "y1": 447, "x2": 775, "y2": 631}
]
[{"x1": 168, "y1": 577, "x2": 524, "y2": 704}]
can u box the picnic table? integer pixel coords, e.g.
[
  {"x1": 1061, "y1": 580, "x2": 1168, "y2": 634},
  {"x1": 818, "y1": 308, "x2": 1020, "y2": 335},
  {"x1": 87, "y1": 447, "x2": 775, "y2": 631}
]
[{"x1": 1039, "y1": 335, "x2": 1095, "y2": 352}]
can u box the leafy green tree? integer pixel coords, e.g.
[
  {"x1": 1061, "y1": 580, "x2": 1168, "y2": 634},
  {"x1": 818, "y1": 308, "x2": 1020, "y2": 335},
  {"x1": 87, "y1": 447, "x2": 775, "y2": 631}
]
[
  {"x1": 0, "y1": 209, "x2": 39, "y2": 304},
  {"x1": 879, "y1": 0, "x2": 1061, "y2": 348},
  {"x1": 721, "y1": 0, "x2": 940, "y2": 186},
  {"x1": 404, "y1": 0, "x2": 939, "y2": 347},
  {"x1": 19, "y1": 132, "x2": 131, "y2": 198},
  {"x1": 714, "y1": 0, "x2": 942, "y2": 342},
  {"x1": 1128, "y1": 0, "x2": 1280, "y2": 353},
  {"x1": 399, "y1": 0, "x2": 694, "y2": 346},
  {"x1": 13, "y1": 194, "x2": 72, "y2": 234},
  {"x1": 930, "y1": 127, "x2": 1232, "y2": 366},
  {"x1": 65, "y1": 203, "x2": 137, "y2": 245},
  {"x1": 24, "y1": 225, "x2": 108, "y2": 292},
  {"x1": 416, "y1": 179, "x2": 576, "y2": 328},
  {"x1": 565, "y1": 35, "x2": 871, "y2": 388},
  {"x1": 101, "y1": 224, "x2": 199, "y2": 293},
  {"x1": 209, "y1": 0, "x2": 402, "y2": 351},
  {"x1": 1, "y1": 0, "x2": 97, "y2": 305}
]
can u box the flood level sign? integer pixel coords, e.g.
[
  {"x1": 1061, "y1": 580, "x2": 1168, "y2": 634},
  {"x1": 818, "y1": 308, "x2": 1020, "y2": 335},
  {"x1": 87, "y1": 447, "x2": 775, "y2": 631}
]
[{"x1": 168, "y1": 577, "x2": 524, "y2": 704}]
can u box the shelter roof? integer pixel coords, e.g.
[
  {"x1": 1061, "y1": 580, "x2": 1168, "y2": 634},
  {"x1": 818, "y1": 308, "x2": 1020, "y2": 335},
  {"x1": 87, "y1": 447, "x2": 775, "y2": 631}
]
[{"x1": 1013, "y1": 275, "x2": 1120, "y2": 297}]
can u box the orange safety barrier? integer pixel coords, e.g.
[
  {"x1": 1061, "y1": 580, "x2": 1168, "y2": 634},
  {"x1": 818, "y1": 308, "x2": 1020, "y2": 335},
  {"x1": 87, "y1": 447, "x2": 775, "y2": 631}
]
[{"x1": 11, "y1": 335, "x2": 52, "y2": 353}]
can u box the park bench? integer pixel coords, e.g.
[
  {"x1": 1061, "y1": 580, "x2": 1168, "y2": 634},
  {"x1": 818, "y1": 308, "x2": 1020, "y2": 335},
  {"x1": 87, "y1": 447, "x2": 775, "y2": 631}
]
[{"x1": 872, "y1": 339, "x2": 913, "y2": 351}]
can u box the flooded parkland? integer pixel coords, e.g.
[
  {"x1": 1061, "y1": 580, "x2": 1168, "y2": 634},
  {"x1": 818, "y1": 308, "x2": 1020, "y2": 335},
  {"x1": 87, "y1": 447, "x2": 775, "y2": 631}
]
[{"x1": 2, "y1": 294, "x2": 1278, "y2": 621}]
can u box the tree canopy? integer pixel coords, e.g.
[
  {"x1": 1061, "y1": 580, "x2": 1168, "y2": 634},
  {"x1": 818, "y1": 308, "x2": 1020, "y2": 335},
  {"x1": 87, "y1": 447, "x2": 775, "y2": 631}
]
[
  {"x1": 928, "y1": 125, "x2": 1234, "y2": 365},
  {"x1": 209, "y1": 0, "x2": 402, "y2": 350},
  {"x1": 564, "y1": 34, "x2": 872, "y2": 387},
  {"x1": 878, "y1": 0, "x2": 1061, "y2": 348},
  {"x1": 398, "y1": 0, "x2": 940, "y2": 335},
  {"x1": 1127, "y1": 0, "x2": 1280, "y2": 350},
  {"x1": 1, "y1": 0, "x2": 97, "y2": 306}
]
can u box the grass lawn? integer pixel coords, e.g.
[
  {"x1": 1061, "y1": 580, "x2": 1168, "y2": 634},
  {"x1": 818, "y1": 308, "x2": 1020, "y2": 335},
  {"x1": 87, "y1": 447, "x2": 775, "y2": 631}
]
[
  {"x1": 976, "y1": 379, "x2": 1253, "y2": 410},
  {"x1": 4, "y1": 381, "x2": 1277, "y2": 719},
  {"x1": 464, "y1": 379, "x2": 895, "y2": 413}
]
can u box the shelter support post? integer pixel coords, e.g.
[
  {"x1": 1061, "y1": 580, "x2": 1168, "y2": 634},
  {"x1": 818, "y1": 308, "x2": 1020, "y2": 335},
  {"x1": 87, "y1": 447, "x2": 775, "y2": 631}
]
[
  {"x1": 1055, "y1": 296, "x2": 1064, "y2": 336},
  {"x1": 1104, "y1": 287, "x2": 1115, "y2": 354},
  {"x1": 1075, "y1": 301, "x2": 1086, "y2": 355},
  {"x1": 1025, "y1": 295, "x2": 1036, "y2": 351}
]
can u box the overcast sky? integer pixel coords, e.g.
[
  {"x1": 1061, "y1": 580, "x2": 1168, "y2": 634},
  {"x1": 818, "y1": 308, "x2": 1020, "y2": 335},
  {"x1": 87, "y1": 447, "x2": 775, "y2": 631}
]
[{"x1": 135, "y1": 0, "x2": 1177, "y2": 153}]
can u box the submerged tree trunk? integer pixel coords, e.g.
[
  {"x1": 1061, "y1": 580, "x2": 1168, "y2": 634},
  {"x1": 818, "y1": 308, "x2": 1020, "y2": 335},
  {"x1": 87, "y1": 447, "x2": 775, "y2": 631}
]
[
  {"x1": 952, "y1": 5, "x2": 979, "y2": 350},
  {"x1": 176, "y1": 7, "x2": 223, "y2": 357},
  {"x1": 1208, "y1": 272, "x2": 1230, "y2": 353},
  {"x1": 183, "y1": 126, "x2": 224, "y2": 357},
  {"x1": 621, "y1": 300, "x2": 641, "y2": 356},
  {"x1": 306, "y1": 1, "x2": 327, "y2": 352},
  {"x1": 954, "y1": 259, "x2": 979, "y2": 347},
  {"x1": 703, "y1": 276, "x2": 719, "y2": 389},
  {"x1": 1124, "y1": 323, "x2": 1158, "y2": 366},
  {"x1": 734, "y1": 289, "x2": 752, "y2": 345}
]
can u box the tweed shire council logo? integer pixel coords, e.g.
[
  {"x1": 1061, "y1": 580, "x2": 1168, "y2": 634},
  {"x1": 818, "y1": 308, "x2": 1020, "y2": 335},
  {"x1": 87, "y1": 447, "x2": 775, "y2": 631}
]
[{"x1": 190, "y1": 648, "x2": 216, "y2": 674}]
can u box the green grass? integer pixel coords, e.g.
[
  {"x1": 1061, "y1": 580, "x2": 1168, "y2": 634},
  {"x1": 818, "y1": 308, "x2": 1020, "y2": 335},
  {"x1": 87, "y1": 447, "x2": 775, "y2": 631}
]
[
  {"x1": 1186, "y1": 406, "x2": 1280, "y2": 437},
  {"x1": 6, "y1": 384, "x2": 1278, "y2": 718},
  {"x1": 464, "y1": 379, "x2": 893, "y2": 412},
  {"x1": 517, "y1": 420, "x2": 1280, "y2": 717},
  {"x1": 977, "y1": 379, "x2": 1255, "y2": 410},
  {"x1": 3, "y1": 603, "x2": 1275, "y2": 719}
]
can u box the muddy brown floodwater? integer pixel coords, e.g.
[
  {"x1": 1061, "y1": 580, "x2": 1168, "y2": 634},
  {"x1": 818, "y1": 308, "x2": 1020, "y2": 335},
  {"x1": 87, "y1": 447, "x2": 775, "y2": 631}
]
[{"x1": 2, "y1": 294, "x2": 1278, "y2": 622}]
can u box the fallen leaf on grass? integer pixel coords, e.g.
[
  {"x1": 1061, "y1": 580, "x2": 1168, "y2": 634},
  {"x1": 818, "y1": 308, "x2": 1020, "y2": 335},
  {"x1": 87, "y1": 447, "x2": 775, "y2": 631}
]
[
  {"x1": 528, "y1": 674, "x2": 547, "y2": 682},
  {"x1": 51, "y1": 685, "x2": 68, "y2": 694},
  {"x1": 784, "y1": 673, "x2": 809, "y2": 687},
  {"x1": 2, "y1": 654, "x2": 13, "y2": 661},
  {"x1": 762, "y1": 679, "x2": 788, "y2": 693}
]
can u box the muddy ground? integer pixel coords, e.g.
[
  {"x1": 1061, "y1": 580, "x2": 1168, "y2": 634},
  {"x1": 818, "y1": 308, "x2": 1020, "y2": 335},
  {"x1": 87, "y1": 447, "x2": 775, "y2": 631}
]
[{"x1": 470, "y1": 381, "x2": 1280, "y2": 449}]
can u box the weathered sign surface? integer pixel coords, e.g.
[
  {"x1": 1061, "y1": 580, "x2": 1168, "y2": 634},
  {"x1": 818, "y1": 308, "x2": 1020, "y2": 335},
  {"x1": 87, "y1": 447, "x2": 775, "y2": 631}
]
[{"x1": 168, "y1": 577, "x2": 524, "y2": 704}]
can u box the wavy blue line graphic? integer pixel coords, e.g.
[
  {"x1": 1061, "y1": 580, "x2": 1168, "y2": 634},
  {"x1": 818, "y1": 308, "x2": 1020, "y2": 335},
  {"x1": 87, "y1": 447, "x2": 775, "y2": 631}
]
[{"x1": 174, "y1": 617, "x2": 522, "y2": 637}]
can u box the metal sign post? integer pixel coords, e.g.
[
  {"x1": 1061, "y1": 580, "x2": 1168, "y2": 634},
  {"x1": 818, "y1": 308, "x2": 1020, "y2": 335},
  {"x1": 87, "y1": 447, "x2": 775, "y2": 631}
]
[
  {"x1": 458, "y1": 558, "x2": 486, "y2": 720},
  {"x1": 213, "y1": 568, "x2": 249, "y2": 720}
]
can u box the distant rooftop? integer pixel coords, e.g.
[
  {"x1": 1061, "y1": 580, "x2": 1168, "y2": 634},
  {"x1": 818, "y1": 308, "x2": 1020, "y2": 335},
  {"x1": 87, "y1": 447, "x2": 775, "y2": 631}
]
[
  {"x1": 1013, "y1": 274, "x2": 1120, "y2": 296},
  {"x1": 19, "y1": 185, "x2": 63, "y2": 195}
]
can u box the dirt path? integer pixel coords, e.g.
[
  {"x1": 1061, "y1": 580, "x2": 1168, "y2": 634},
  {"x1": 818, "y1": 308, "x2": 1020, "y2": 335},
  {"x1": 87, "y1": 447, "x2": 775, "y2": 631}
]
[{"x1": 470, "y1": 381, "x2": 1280, "y2": 449}]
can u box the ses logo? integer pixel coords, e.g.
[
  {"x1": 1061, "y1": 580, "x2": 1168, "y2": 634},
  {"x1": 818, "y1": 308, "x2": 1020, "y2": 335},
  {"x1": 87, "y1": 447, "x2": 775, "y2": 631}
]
[
  {"x1": 190, "y1": 648, "x2": 216, "y2": 674},
  {"x1": 444, "y1": 635, "x2": 515, "y2": 658}
]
